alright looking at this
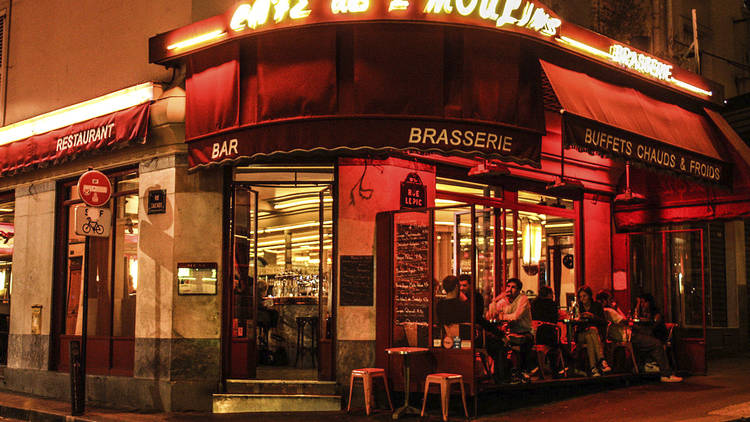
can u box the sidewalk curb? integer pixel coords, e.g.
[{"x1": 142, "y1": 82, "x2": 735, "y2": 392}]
[{"x1": 0, "y1": 403, "x2": 96, "y2": 422}]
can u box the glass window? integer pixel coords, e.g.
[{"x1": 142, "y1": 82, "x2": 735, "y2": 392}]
[
  {"x1": 0, "y1": 194, "x2": 14, "y2": 366},
  {"x1": 59, "y1": 170, "x2": 138, "y2": 374}
]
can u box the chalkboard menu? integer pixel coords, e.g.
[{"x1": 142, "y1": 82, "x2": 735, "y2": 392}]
[
  {"x1": 340, "y1": 255, "x2": 374, "y2": 306},
  {"x1": 394, "y1": 223, "x2": 430, "y2": 324}
]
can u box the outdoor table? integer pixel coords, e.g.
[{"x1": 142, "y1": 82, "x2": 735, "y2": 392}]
[
  {"x1": 385, "y1": 346, "x2": 429, "y2": 420},
  {"x1": 562, "y1": 319, "x2": 576, "y2": 345}
]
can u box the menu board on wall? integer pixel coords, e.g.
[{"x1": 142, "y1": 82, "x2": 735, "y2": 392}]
[
  {"x1": 393, "y1": 223, "x2": 430, "y2": 328},
  {"x1": 340, "y1": 255, "x2": 374, "y2": 306}
]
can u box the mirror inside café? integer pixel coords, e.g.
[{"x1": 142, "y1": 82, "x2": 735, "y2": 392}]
[{"x1": 233, "y1": 166, "x2": 333, "y2": 379}]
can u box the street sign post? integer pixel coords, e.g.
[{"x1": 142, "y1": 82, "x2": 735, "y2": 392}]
[{"x1": 71, "y1": 169, "x2": 112, "y2": 416}]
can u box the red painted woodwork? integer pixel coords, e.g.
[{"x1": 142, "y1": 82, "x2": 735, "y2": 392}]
[
  {"x1": 58, "y1": 335, "x2": 133, "y2": 376},
  {"x1": 0, "y1": 103, "x2": 149, "y2": 176}
]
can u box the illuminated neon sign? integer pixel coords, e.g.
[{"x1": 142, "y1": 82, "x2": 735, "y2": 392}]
[
  {"x1": 227, "y1": 0, "x2": 559, "y2": 36},
  {"x1": 609, "y1": 44, "x2": 672, "y2": 81},
  {"x1": 231, "y1": 0, "x2": 312, "y2": 31},
  {"x1": 155, "y1": 0, "x2": 713, "y2": 99},
  {"x1": 557, "y1": 37, "x2": 711, "y2": 97}
]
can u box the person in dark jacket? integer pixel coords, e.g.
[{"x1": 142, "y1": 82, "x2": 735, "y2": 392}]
[
  {"x1": 531, "y1": 286, "x2": 567, "y2": 377},
  {"x1": 633, "y1": 293, "x2": 682, "y2": 382},
  {"x1": 436, "y1": 275, "x2": 470, "y2": 326},
  {"x1": 531, "y1": 286, "x2": 559, "y2": 346},
  {"x1": 575, "y1": 286, "x2": 611, "y2": 376}
]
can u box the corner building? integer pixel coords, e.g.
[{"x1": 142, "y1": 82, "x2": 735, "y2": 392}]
[{"x1": 0, "y1": 0, "x2": 748, "y2": 413}]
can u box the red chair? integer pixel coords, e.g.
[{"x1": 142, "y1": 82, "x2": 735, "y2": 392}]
[
  {"x1": 532, "y1": 321, "x2": 566, "y2": 379},
  {"x1": 347, "y1": 368, "x2": 393, "y2": 416},
  {"x1": 420, "y1": 373, "x2": 469, "y2": 422}
]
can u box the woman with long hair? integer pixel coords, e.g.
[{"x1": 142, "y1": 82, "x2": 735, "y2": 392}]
[{"x1": 575, "y1": 286, "x2": 611, "y2": 376}]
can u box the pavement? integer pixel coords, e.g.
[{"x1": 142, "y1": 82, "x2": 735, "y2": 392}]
[{"x1": 0, "y1": 355, "x2": 748, "y2": 421}]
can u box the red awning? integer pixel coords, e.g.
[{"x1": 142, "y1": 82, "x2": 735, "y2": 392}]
[
  {"x1": 540, "y1": 60, "x2": 731, "y2": 187},
  {"x1": 0, "y1": 102, "x2": 151, "y2": 176}
]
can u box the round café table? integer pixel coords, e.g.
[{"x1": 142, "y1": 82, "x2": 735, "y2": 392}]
[{"x1": 385, "y1": 347, "x2": 429, "y2": 420}]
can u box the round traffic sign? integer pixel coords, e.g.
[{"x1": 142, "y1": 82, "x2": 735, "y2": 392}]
[{"x1": 77, "y1": 170, "x2": 112, "y2": 207}]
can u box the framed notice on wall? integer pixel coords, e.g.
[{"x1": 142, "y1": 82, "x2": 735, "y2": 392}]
[
  {"x1": 177, "y1": 262, "x2": 218, "y2": 295},
  {"x1": 340, "y1": 255, "x2": 374, "y2": 306}
]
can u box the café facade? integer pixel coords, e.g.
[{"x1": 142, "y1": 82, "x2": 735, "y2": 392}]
[{"x1": 2, "y1": 0, "x2": 749, "y2": 413}]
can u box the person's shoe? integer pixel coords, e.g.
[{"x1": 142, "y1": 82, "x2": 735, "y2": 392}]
[
  {"x1": 600, "y1": 360, "x2": 612, "y2": 373},
  {"x1": 521, "y1": 371, "x2": 532, "y2": 383},
  {"x1": 591, "y1": 367, "x2": 602, "y2": 377},
  {"x1": 660, "y1": 375, "x2": 683, "y2": 383},
  {"x1": 529, "y1": 366, "x2": 540, "y2": 376},
  {"x1": 556, "y1": 367, "x2": 569, "y2": 377},
  {"x1": 644, "y1": 362, "x2": 660, "y2": 373}
]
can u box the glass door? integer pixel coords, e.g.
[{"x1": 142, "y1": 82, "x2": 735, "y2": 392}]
[
  {"x1": 629, "y1": 229, "x2": 706, "y2": 374},
  {"x1": 229, "y1": 186, "x2": 258, "y2": 379},
  {"x1": 318, "y1": 186, "x2": 334, "y2": 379}
]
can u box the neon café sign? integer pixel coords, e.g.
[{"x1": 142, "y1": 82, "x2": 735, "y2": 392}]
[{"x1": 164, "y1": 0, "x2": 711, "y2": 97}]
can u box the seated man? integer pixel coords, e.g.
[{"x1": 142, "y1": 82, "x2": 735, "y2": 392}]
[{"x1": 487, "y1": 278, "x2": 533, "y2": 383}]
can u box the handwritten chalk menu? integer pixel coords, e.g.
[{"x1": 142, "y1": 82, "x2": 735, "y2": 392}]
[
  {"x1": 394, "y1": 223, "x2": 430, "y2": 324},
  {"x1": 340, "y1": 255, "x2": 374, "y2": 306}
]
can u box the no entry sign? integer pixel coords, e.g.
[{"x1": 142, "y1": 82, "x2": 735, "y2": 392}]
[{"x1": 77, "y1": 170, "x2": 112, "y2": 207}]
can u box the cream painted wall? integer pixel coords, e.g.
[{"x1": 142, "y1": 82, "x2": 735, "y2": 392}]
[
  {"x1": 336, "y1": 158, "x2": 435, "y2": 341},
  {"x1": 5, "y1": 0, "x2": 191, "y2": 124},
  {"x1": 171, "y1": 166, "x2": 223, "y2": 339},
  {"x1": 136, "y1": 163, "x2": 177, "y2": 340},
  {"x1": 136, "y1": 158, "x2": 223, "y2": 340},
  {"x1": 8, "y1": 183, "x2": 55, "y2": 338}
]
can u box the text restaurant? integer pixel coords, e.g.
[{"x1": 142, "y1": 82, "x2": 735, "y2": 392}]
[{"x1": 151, "y1": 0, "x2": 750, "y2": 413}]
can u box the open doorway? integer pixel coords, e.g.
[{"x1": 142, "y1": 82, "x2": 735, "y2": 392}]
[{"x1": 226, "y1": 166, "x2": 335, "y2": 381}]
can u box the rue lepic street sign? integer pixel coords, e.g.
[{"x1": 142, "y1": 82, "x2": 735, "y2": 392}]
[{"x1": 77, "y1": 169, "x2": 112, "y2": 207}]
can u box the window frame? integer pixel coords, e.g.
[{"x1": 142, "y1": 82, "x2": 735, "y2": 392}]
[{"x1": 51, "y1": 166, "x2": 138, "y2": 375}]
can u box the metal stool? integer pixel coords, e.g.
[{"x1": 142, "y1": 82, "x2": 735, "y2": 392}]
[
  {"x1": 295, "y1": 316, "x2": 318, "y2": 368},
  {"x1": 347, "y1": 368, "x2": 393, "y2": 415},
  {"x1": 420, "y1": 373, "x2": 468, "y2": 422}
]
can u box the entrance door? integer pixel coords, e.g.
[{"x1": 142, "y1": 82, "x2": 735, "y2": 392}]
[
  {"x1": 318, "y1": 187, "x2": 334, "y2": 379},
  {"x1": 227, "y1": 182, "x2": 334, "y2": 380},
  {"x1": 629, "y1": 229, "x2": 707, "y2": 374},
  {"x1": 228, "y1": 186, "x2": 258, "y2": 379}
]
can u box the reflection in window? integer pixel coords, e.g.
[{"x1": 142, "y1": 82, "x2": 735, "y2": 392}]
[{"x1": 63, "y1": 172, "x2": 138, "y2": 338}]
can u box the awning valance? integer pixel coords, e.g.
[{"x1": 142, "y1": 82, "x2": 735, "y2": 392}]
[
  {"x1": 187, "y1": 117, "x2": 542, "y2": 170},
  {"x1": 540, "y1": 60, "x2": 731, "y2": 187},
  {"x1": 0, "y1": 102, "x2": 150, "y2": 176}
]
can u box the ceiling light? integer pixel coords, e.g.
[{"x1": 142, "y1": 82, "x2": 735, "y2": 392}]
[{"x1": 273, "y1": 197, "x2": 333, "y2": 210}]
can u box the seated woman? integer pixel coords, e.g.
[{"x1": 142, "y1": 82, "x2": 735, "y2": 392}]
[
  {"x1": 632, "y1": 293, "x2": 682, "y2": 383},
  {"x1": 574, "y1": 286, "x2": 611, "y2": 376}
]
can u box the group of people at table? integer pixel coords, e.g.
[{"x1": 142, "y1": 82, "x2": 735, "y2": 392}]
[{"x1": 436, "y1": 275, "x2": 683, "y2": 385}]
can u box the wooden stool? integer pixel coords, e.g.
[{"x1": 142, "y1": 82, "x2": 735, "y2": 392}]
[
  {"x1": 295, "y1": 316, "x2": 318, "y2": 368},
  {"x1": 346, "y1": 368, "x2": 393, "y2": 416},
  {"x1": 420, "y1": 373, "x2": 468, "y2": 422}
]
